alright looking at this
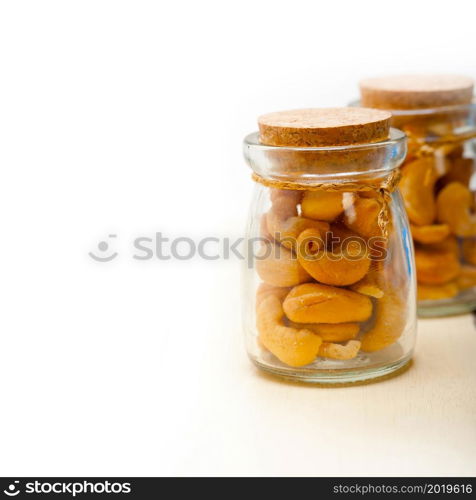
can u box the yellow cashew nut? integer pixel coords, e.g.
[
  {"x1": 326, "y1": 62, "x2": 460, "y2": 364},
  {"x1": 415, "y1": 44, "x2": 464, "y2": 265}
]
[
  {"x1": 270, "y1": 188, "x2": 302, "y2": 207},
  {"x1": 296, "y1": 228, "x2": 371, "y2": 286},
  {"x1": 343, "y1": 195, "x2": 381, "y2": 238},
  {"x1": 283, "y1": 282, "x2": 373, "y2": 324},
  {"x1": 301, "y1": 190, "x2": 344, "y2": 222},
  {"x1": 457, "y1": 266, "x2": 476, "y2": 291},
  {"x1": 410, "y1": 223, "x2": 450, "y2": 244},
  {"x1": 349, "y1": 273, "x2": 384, "y2": 298},
  {"x1": 415, "y1": 245, "x2": 461, "y2": 285},
  {"x1": 360, "y1": 290, "x2": 407, "y2": 352},
  {"x1": 437, "y1": 182, "x2": 476, "y2": 237},
  {"x1": 256, "y1": 242, "x2": 312, "y2": 287},
  {"x1": 266, "y1": 212, "x2": 329, "y2": 251},
  {"x1": 418, "y1": 282, "x2": 459, "y2": 301},
  {"x1": 399, "y1": 157, "x2": 437, "y2": 226},
  {"x1": 440, "y1": 157, "x2": 474, "y2": 189},
  {"x1": 319, "y1": 340, "x2": 361, "y2": 360},
  {"x1": 260, "y1": 213, "x2": 272, "y2": 241},
  {"x1": 257, "y1": 295, "x2": 322, "y2": 367},
  {"x1": 287, "y1": 320, "x2": 359, "y2": 342},
  {"x1": 423, "y1": 236, "x2": 459, "y2": 254},
  {"x1": 462, "y1": 239, "x2": 476, "y2": 266},
  {"x1": 256, "y1": 282, "x2": 291, "y2": 308}
]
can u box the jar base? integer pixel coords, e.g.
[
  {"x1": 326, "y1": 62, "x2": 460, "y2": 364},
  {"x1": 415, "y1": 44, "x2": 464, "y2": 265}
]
[
  {"x1": 418, "y1": 294, "x2": 476, "y2": 318},
  {"x1": 251, "y1": 355, "x2": 412, "y2": 386}
]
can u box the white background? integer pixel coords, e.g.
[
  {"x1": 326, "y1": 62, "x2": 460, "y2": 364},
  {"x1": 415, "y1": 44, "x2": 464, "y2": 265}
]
[{"x1": 0, "y1": 0, "x2": 475, "y2": 477}]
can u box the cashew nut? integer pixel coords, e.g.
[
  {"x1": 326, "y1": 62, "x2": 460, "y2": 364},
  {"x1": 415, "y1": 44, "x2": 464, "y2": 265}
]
[
  {"x1": 318, "y1": 340, "x2": 361, "y2": 360},
  {"x1": 256, "y1": 282, "x2": 291, "y2": 308},
  {"x1": 415, "y1": 245, "x2": 461, "y2": 285},
  {"x1": 400, "y1": 157, "x2": 438, "y2": 226},
  {"x1": 266, "y1": 212, "x2": 329, "y2": 251},
  {"x1": 436, "y1": 182, "x2": 476, "y2": 237},
  {"x1": 410, "y1": 223, "x2": 450, "y2": 244},
  {"x1": 462, "y1": 239, "x2": 476, "y2": 266},
  {"x1": 257, "y1": 294, "x2": 322, "y2": 367},
  {"x1": 256, "y1": 242, "x2": 311, "y2": 287},
  {"x1": 360, "y1": 290, "x2": 407, "y2": 352},
  {"x1": 343, "y1": 194, "x2": 381, "y2": 238},
  {"x1": 283, "y1": 282, "x2": 373, "y2": 324},
  {"x1": 260, "y1": 213, "x2": 272, "y2": 241},
  {"x1": 296, "y1": 228, "x2": 371, "y2": 286},
  {"x1": 349, "y1": 272, "x2": 384, "y2": 298},
  {"x1": 301, "y1": 190, "x2": 344, "y2": 222},
  {"x1": 418, "y1": 282, "x2": 459, "y2": 301},
  {"x1": 270, "y1": 188, "x2": 302, "y2": 207},
  {"x1": 287, "y1": 320, "x2": 359, "y2": 342},
  {"x1": 457, "y1": 266, "x2": 476, "y2": 291},
  {"x1": 440, "y1": 157, "x2": 474, "y2": 189}
]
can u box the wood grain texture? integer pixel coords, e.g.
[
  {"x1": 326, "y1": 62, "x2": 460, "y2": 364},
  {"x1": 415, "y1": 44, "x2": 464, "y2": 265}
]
[
  {"x1": 184, "y1": 281, "x2": 476, "y2": 476},
  {"x1": 360, "y1": 74, "x2": 474, "y2": 110},
  {"x1": 258, "y1": 107, "x2": 391, "y2": 147}
]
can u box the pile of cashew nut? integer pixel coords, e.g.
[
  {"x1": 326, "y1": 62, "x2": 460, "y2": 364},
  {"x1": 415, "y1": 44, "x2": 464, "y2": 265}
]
[
  {"x1": 255, "y1": 187, "x2": 408, "y2": 368},
  {"x1": 400, "y1": 124, "x2": 476, "y2": 302}
]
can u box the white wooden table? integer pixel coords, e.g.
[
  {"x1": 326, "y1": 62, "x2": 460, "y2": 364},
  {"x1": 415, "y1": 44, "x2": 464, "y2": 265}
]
[
  {"x1": 228, "y1": 315, "x2": 476, "y2": 477},
  {"x1": 176, "y1": 285, "x2": 476, "y2": 476},
  {"x1": 4, "y1": 264, "x2": 474, "y2": 477}
]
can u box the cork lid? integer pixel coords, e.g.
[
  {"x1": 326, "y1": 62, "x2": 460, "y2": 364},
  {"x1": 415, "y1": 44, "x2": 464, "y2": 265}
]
[
  {"x1": 258, "y1": 107, "x2": 391, "y2": 147},
  {"x1": 360, "y1": 74, "x2": 474, "y2": 110}
]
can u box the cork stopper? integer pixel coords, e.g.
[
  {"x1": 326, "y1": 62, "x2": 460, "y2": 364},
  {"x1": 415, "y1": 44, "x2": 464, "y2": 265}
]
[
  {"x1": 360, "y1": 74, "x2": 474, "y2": 110},
  {"x1": 258, "y1": 107, "x2": 391, "y2": 147}
]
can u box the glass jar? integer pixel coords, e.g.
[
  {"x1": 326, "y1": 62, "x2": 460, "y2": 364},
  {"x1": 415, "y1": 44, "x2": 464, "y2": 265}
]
[
  {"x1": 358, "y1": 75, "x2": 476, "y2": 317},
  {"x1": 242, "y1": 108, "x2": 416, "y2": 384}
]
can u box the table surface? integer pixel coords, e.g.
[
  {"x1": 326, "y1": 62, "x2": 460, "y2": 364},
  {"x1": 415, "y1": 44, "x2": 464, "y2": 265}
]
[
  {"x1": 186, "y1": 299, "x2": 476, "y2": 477},
  {"x1": 3, "y1": 264, "x2": 475, "y2": 477},
  {"x1": 251, "y1": 315, "x2": 476, "y2": 477}
]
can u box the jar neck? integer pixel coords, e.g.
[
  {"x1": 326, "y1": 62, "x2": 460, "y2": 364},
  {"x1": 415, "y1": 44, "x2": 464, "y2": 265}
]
[{"x1": 243, "y1": 128, "x2": 406, "y2": 184}]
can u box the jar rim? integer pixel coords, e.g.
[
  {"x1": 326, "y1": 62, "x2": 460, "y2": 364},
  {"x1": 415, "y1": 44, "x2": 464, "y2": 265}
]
[
  {"x1": 243, "y1": 127, "x2": 407, "y2": 182},
  {"x1": 349, "y1": 98, "x2": 476, "y2": 117},
  {"x1": 243, "y1": 127, "x2": 406, "y2": 152}
]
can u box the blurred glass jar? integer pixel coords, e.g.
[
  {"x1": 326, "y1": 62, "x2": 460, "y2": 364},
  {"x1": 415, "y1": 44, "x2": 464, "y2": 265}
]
[
  {"x1": 242, "y1": 108, "x2": 416, "y2": 384},
  {"x1": 357, "y1": 75, "x2": 476, "y2": 317}
]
